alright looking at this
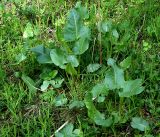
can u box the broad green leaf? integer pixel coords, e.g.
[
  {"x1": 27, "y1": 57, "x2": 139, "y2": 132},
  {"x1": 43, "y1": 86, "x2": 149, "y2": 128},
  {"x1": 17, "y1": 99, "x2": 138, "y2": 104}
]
[
  {"x1": 105, "y1": 58, "x2": 144, "y2": 97},
  {"x1": 73, "y1": 38, "x2": 89, "y2": 55},
  {"x1": 21, "y1": 74, "x2": 36, "y2": 93},
  {"x1": 23, "y1": 23, "x2": 34, "y2": 38},
  {"x1": 87, "y1": 63, "x2": 101, "y2": 73},
  {"x1": 107, "y1": 58, "x2": 116, "y2": 66},
  {"x1": 98, "y1": 21, "x2": 112, "y2": 33},
  {"x1": 31, "y1": 45, "x2": 44, "y2": 54},
  {"x1": 64, "y1": 2, "x2": 90, "y2": 57},
  {"x1": 40, "y1": 90, "x2": 56, "y2": 102},
  {"x1": 55, "y1": 132, "x2": 64, "y2": 137},
  {"x1": 49, "y1": 70, "x2": 58, "y2": 79},
  {"x1": 105, "y1": 58, "x2": 125, "y2": 89},
  {"x1": 37, "y1": 54, "x2": 52, "y2": 64},
  {"x1": 101, "y1": 23, "x2": 109, "y2": 32},
  {"x1": 65, "y1": 63, "x2": 77, "y2": 75},
  {"x1": 64, "y1": 9, "x2": 81, "y2": 41},
  {"x1": 69, "y1": 100, "x2": 84, "y2": 109},
  {"x1": 105, "y1": 70, "x2": 118, "y2": 90},
  {"x1": 79, "y1": 26, "x2": 90, "y2": 40},
  {"x1": 64, "y1": 3, "x2": 90, "y2": 43},
  {"x1": 50, "y1": 78, "x2": 64, "y2": 88},
  {"x1": 119, "y1": 79, "x2": 144, "y2": 97},
  {"x1": 102, "y1": 21, "x2": 112, "y2": 32},
  {"x1": 144, "y1": 135, "x2": 154, "y2": 137},
  {"x1": 120, "y1": 56, "x2": 132, "y2": 70},
  {"x1": 143, "y1": 41, "x2": 152, "y2": 52},
  {"x1": 73, "y1": 129, "x2": 83, "y2": 137},
  {"x1": 55, "y1": 123, "x2": 82, "y2": 137},
  {"x1": 84, "y1": 93, "x2": 113, "y2": 127},
  {"x1": 67, "y1": 55, "x2": 79, "y2": 67},
  {"x1": 50, "y1": 48, "x2": 68, "y2": 69},
  {"x1": 40, "y1": 69, "x2": 58, "y2": 80},
  {"x1": 131, "y1": 117, "x2": 149, "y2": 131},
  {"x1": 111, "y1": 112, "x2": 120, "y2": 124},
  {"x1": 97, "y1": 96, "x2": 105, "y2": 103},
  {"x1": 91, "y1": 83, "x2": 108, "y2": 99},
  {"x1": 60, "y1": 123, "x2": 74, "y2": 136},
  {"x1": 112, "y1": 29, "x2": 119, "y2": 39},
  {"x1": 0, "y1": 4, "x2": 4, "y2": 12},
  {"x1": 14, "y1": 72, "x2": 21, "y2": 78},
  {"x1": 54, "y1": 94, "x2": 68, "y2": 107},
  {"x1": 40, "y1": 81, "x2": 50, "y2": 91},
  {"x1": 31, "y1": 45, "x2": 52, "y2": 64},
  {"x1": 15, "y1": 53, "x2": 27, "y2": 64},
  {"x1": 75, "y1": 2, "x2": 89, "y2": 19}
]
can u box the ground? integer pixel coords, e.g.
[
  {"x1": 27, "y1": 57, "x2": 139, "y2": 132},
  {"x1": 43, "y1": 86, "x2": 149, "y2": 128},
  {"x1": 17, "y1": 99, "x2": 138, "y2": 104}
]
[{"x1": 0, "y1": 0, "x2": 160, "y2": 137}]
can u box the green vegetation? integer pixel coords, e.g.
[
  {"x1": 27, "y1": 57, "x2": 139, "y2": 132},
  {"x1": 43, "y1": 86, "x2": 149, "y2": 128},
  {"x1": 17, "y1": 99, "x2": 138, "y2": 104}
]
[{"x1": 0, "y1": 0, "x2": 160, "y2": 136}]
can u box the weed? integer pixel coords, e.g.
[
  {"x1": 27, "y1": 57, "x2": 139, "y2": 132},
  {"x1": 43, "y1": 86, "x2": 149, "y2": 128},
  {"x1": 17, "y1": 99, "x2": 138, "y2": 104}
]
[{"x1": 0, "y1": 0, "x2": 160, "y2": 136}]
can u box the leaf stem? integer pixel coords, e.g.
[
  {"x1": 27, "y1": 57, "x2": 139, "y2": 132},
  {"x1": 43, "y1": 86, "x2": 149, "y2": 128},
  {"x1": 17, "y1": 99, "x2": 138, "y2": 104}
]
[{"x1": 119, "y1": 97, "x2": 124, "y2": 115}]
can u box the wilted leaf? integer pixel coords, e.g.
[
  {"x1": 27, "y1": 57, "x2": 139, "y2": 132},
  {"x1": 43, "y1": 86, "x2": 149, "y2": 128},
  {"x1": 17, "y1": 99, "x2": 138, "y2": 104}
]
[{"x1": 131, "y1": 117, "x2": 149, "y2": 131}]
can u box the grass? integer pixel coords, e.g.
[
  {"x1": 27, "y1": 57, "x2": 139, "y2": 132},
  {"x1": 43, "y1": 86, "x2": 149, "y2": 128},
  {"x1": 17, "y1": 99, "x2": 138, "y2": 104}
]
[{"x1": 0, "y1": 0, "x2": 160, "y2": 136}]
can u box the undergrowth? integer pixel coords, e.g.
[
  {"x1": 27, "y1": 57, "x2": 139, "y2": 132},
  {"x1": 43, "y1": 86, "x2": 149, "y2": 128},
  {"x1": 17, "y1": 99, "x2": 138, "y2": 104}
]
[{"x1": 0, "y1": 0, "x2": 160, "y2": 137}]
